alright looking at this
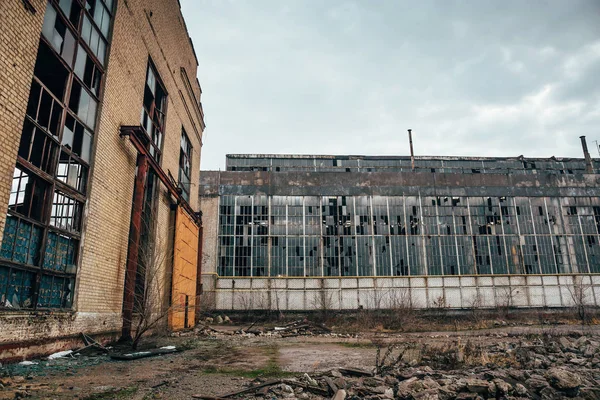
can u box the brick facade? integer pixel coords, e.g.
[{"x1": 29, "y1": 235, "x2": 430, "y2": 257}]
[
  {"x1": 0, "y1": 0, "x2": 204, "y2": 359},
  {"x1": 0, "y1": 0, "x2": 46, "y2": 243}
]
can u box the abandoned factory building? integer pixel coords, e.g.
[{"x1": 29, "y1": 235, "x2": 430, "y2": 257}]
[
  {"x1": 199, "y1": 152, "x2": 600, "y2": 312},
  {"x1": 0, "y1": 0, "x2": 205, "y2": 360}
]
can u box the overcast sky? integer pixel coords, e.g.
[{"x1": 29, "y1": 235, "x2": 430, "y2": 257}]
[{"x1": 180, "y1": 0, "x2": 600, "y2": 170}]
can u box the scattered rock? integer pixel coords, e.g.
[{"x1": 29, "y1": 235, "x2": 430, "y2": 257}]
[{"x1": 545, "y1": 367, "x2": 581, "y2": 395}]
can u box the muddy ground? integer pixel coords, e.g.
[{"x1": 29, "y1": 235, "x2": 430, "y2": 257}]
[{"x1": 1, "y1": 322, "x2": 600, "y2": 400}]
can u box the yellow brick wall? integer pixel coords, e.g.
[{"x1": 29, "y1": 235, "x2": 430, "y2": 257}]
[
  {"x1": 0, "y1": 0, "x2": 204, "y2": 348},
  {"x1": 0, "y1": 0, "x2": 46, "y2": 244},
  {"x1": 76, "y1": 0, "x2": 204, "y2": 318}
]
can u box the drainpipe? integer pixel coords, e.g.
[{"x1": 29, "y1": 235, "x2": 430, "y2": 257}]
[
  {"x1": 580, "y1": 136, "x2": 594, "y2": 174},
  {"x1": 408, "y1": 129, "x2": 415, "y2": 171},
  {"x1": 121, "y1": 153, "x2": 149, "y2": 341}
]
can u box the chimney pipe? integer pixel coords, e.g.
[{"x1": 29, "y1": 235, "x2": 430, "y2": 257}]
[
  {"x1": 408, "y1": 129, "x2": 415, "y2": 171},
  {"x1": 580, "y1": 136, "x2": 594, "y2": 174}
]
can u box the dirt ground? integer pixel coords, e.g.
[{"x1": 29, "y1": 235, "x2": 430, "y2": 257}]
[{"x1": 1, "y1": 323, "x2": 600, "y2": 400}]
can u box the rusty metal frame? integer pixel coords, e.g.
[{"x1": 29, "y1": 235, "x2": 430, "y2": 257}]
[
  {"x1": 120, "y1": 125, "x2": 200, "y2": 223},
  {"x1": 120, "y1": 125, "x2": 201, "y2": 340}
]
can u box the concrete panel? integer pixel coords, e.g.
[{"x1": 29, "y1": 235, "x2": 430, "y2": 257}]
[
  {"x1": 410, "y1": 289, "x2": 427, "y2": 309},
  {"x1": 461, "y1": 287, "x2": 477, "y2": 308},
  {"x1": 592, "y1": 276, "x2": 600, "y2": 285},
  {"x1": 391, "y1": 277, "x2": 410, "y2": 288},
  {"x1": 341, "y1": 289, "x2": 359, "y2": 309},
  {"x1": 217, "y1": 292, "x2": 232, "y2": 310},
  {"x1": 593, "y1": 288, "x2": 600, "y2": 307},
  {"x1": 460, "y1": 276, "x2": 476, "y2": 286},
  {"x1": 233, "y1": 291, "x2": 253, "y2": 310},
  {"x1": 341, "y1": 278, "x2": 358, "y2": 288},
  {"x1": 428, "y1": 288, "x2": 445, "y2": 307},
  {"x1": 305, "y1": 278, "x2": 321, "y2": 289},
  {"x1": 493, "y1": 276, "x2": 510, "y2": 286},
  {"x1": 479, "y1": 288, "x2": 495, "y2": 307},
  {"x1": 376, "y1": 278, "x2": 393, "y2": 289},
  {"x1": 251, "y1": 279, "x2": 269, "y2": 289},
  {"x1": 288, "y1": 291, "x2": 304, "y2": 310},
  {"x1": 542, "y1": 276, "x2": 559, "y2": 285},
  {"x1": 410, "y1": 277, "x2": 426, "y2": 288},
  {"x1": 271, "y1": 290, "x2": 286, "y2": 310},
  {"x1": 444, "y1": 277, "x2": 460, "y2": 287},
  {"x1": 529, "y1": 287, "x2": 545, "y2": 307},
  {"x1": 385, "y1": 287, "x2": 411, "y2": 308},
  {"x1": 428, "y1": 278, "x2": 444, "y2": 288},
  {"x1": 254, "y1": 292, "x2": 270, "y2": 310},
  {"x1": 217, "y1": 279, "x2": 234, "y2": 289},
  {"x1": 511, "y1": 287, "x2": 529, "y2": 307},
  {"x1": 580, "y1": 275, "x2": 593, "y2": 285},
  {"x1": 558, "y1": 276, "x2": 573, "y2": 285},
  {"x1": 510, "y1": 276, "x2": 526, "y2": 286},
  {"x1": 272, "y1": 279, "x2": 287, "y2": 289},
  {"x1": 476, "y1": 277, "x2": 493, "y2": 286},
  {"x1": 234, "y1": 279, "x2": 252, "y2": 289},
  {"x1": 323, "y1": 279, "x2": 339, "y2": 289},
  {"x1": 445, "y1": 288, "x2": 462, "y2": 308},
  {"x1": 288, "y1": 279, "x2": 305, "y2": 290},
  {"x1": 560, "y1": 287, "x2": 575, "y2": 307},
  {"x1": 545, "y1": 286, "x2": 562, "y2": 307},
  {"x1": 358, "y1": 278, "x2": 374, "y2": 288},
  {"x1": 527, "y1": 276, "x2": 543, "y2": 286},
  {"x1": 327, "y1": 290, "x2": 341, "y2": 309}
]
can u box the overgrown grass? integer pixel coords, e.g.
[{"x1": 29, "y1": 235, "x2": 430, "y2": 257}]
[
  {"x1": 202, "y1": 344, "x2": 295, "y2": 379},
  {"x1": 83, "y1": 386, "x2": 138, "y2": 400},
  {"x1": 338, "y1": 341, "x2": 376, "y2": 349}
]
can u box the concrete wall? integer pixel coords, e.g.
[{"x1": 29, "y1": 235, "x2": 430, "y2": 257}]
[
  {"x1": 212, "y1": 275, "x2": 600, "y2": 311},
  {"x1": 199, "y1": 170, "x2": 600, "y2": 198},
  {"x1": 199, "y1": 170, "x2": 600, "y2": 312}
]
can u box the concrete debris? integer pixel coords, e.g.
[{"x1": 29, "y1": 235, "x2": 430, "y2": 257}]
[
  {"x1": 109, "y1": 346, "x2": 178, "y2": 361},
  {"x1": 47, "y1": 350, "x2": 73, "y2": 360},
  {"x1": 192, "y1": 333, "x2": 600, "y2": 399}
]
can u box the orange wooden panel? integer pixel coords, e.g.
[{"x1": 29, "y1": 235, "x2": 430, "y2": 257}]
[{"x1": 169, "y1": 207, "x2": 199, "y2": 331}]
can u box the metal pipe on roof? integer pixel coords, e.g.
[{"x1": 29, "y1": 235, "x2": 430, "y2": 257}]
[
  {"x1": 408, "y1": 129, "x2": 415, "y2": 171},
  {"x1": 580, "y1": 136, "x2": 594, "y2": 173}
]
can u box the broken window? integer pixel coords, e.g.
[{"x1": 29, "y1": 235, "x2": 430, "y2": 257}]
[
  {"x1": 57, "y1": 0, "x2": 83, "y2": 27},
  {"x1": 141, "y1": 61, "x2": 167, "y2": 161},
  {"x1": 62, "y1": 114, "x2": 93, "y2": 163},
  {"x1": 74, "y1": 44, "x2": 102, "y2": 96},
  {"x1": 178, "y1": 129, "x2": 192, "y2": 202},
  {"x1": 50, "y1": 192, "x2": 83, "y2": 232},
  {"x1": 80, "y1": 14, "x2": 107, "y2": 64},
  {"x1": 1, "y1": 0, "x2": 114, "y2": 311},
  {"x1": 8, "y1": 167, "x2": 48, "y2": 222},
  {"x1": 19, "y1": 119, "x2": 58, "y2": 174},
  {"x1": 56, "y1": 151, "x2": 88, "y2": 193},
  {"x1": 0, "y1": 216, "x2": 42, "y2": 266},
  {"x1": 41, "y1": 3, "x2": 77, "y2": 65},
  {"x1": 0, "y1": 266, "x2": 35, "y2": 309},
  {"x1": 26, "y1": 81, "x2": 64, "y2": 137},
  {"x1": 37, "y1": 274, "x2": 74, "y2": 308},
  {"x1": 69, "y1": 80, "x2": 98, "y2": 129}
]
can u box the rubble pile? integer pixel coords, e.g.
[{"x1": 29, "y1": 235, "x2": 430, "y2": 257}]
[
  {"x1": 191, "y1": 318, "x2": 357, "y2": 339},
  {"x1": 242, "y1": 319, "x2": 334, "y2": 338},
  {"x1": 195, "y1": 334, "x2": 600, "y2": 399}
]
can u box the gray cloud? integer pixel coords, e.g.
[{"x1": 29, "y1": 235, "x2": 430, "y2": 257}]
[{"x1": 180, "y1": 0, "x2": 600, "y2": 170}]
